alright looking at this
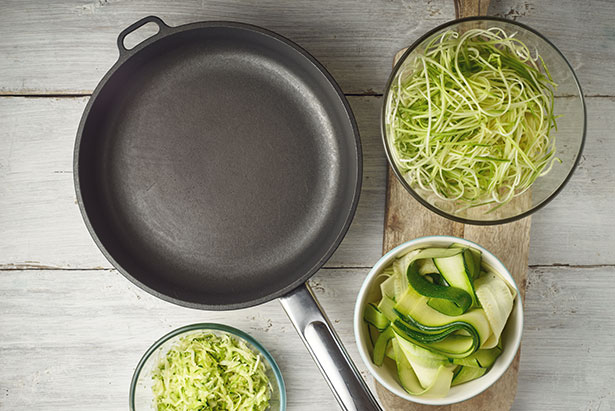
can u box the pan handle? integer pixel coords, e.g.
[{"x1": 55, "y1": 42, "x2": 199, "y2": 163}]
[
  {"x1": 117, "y1": 16, "x2": 170, "y2": 57},
  {"x1": 280, "y1": 283, "x2": 382, "y2": 411}
]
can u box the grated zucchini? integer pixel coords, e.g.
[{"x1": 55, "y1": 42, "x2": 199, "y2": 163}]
[{"x1": 152, "y1": 333, "x2": 271, "y2": 411}]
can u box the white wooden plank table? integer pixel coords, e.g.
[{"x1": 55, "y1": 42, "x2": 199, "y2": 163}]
[{"x1": 1, "y1": 1, "x2": 613, "y2": 410}]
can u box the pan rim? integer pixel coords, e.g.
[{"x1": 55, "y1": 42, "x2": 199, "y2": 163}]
[{"x1": 73, "y1": 18, "x2": 362, "y2": 310}]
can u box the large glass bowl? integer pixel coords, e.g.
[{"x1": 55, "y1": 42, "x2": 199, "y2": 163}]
[
  {"x1": 130, "y1": 323, "x2": 286, "y2": 410},
  {"x1": 382, "y1": 17, "x2": 586, "y2": 225}
]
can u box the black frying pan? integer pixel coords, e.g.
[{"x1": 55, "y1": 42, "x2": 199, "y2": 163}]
[{"x1": 74, "y1": 16, "x2": 381, "y2": 410}]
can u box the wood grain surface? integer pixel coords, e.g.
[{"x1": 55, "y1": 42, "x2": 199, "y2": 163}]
[
  {"x1": 376, "y1": 0, "x2": 530, "y2": 408},
  {"x1": 0, "y1": 0, "x2": 455, "y2": 95},
  {"x1": 1, "y1": 97, "x2": 613, "y2": 270},
  {"x1": 2, "y1": 265, "x2": 614, "y2": 410},
  {"x1": 0, "y1": 0, "x2": 613, "y2": 95},
  {"x1": 0, "y1": 0, "x2": 614, "y2": 410},
  {"x1": 454, "y1": 0, "x2": 491, "y2": 17}
]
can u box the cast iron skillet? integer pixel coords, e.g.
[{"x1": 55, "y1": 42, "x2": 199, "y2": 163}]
[{"x1": 74, "y1": 16, "x2": 381, "y2": 410}]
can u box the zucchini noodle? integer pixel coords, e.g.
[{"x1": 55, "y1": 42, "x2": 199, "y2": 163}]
[{"x1": 385, "y1": 28, "x2": 559, "y2": 210}]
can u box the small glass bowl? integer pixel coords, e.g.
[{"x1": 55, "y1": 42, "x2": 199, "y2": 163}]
[
  {"x1": 382, "y1": 17, "x2": 586, "y2": 225},
  {"x1": 130, "y1": 323, "x2": 286, "y2": 411}
]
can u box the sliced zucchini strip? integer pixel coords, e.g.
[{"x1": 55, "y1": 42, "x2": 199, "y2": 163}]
[
  {"x1": 475, "y1": 272, "x2": 515, "y2": 349},
  {"x1": 451, "y1": 366, "x2": 487, "y2": 386},
  {"x1": 406, "y1": 260, "x2": 472, "y2": 316},
  {"x1": 392, "y1": 340, "x2": 455, "y2": 397},
  {"x1": 433, "y1": 249, "x2": 479, "y2": 307}
]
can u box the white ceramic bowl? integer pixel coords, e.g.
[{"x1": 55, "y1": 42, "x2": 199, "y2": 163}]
[{"x1": 353, "y1": 236, "x2": 523, "y2": 405}]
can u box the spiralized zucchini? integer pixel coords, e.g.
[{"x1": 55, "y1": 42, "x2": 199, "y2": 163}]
[
  {"x1": 152, "y1": 333, "x2": 271, "y2": 411},
  {"x1": 385, "y1": 27, "x2": 559, "y2": 210}
]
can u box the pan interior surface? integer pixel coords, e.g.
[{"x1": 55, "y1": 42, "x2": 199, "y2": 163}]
[{"x1": 77, "y1": 25, "x2": 359, "y2": 308}]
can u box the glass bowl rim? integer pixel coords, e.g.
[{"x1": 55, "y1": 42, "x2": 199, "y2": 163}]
[
  {"x1": 381, "y1": 16, "x2": 587, "y2": 226},
  {"x1": 129, "y1": 322, "x2": 287, "y2": 411}
]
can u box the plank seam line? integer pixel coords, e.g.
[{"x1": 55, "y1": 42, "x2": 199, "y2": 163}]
[
  {"x1": 0, "y1": 267, "x2": 114, "y2": 271},
  {"x1": 1, "y1": 264, "x2": 613, "y2": 272},
  {"x1": 0, "y1": 93, "x2": 613, "y2": 98},
  {"x1": 528, "y1": 263, "x2": 615, "y2": 269},
  {"x1": 0, "y1": 93, "x2": 91, "y2": 98},
  {"x1": 344, "y1": 93, "x2": 383, "y2": 97},
  {"x1": 0, "y1": 93, "x2": 387, "y2": 98}
]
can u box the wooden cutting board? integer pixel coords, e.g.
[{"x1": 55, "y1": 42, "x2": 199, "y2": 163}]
[{"x1": 375, "y1": 0, "x2": 530, "y2": 409}]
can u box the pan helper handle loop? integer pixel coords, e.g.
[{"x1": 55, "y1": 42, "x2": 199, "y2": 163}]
[
  {"x1": 280, "y1": 283, "x2": 383, "y2": 411},
  {"x1": 117, "y1": 15, "x2": 170, "y2": 57}
]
